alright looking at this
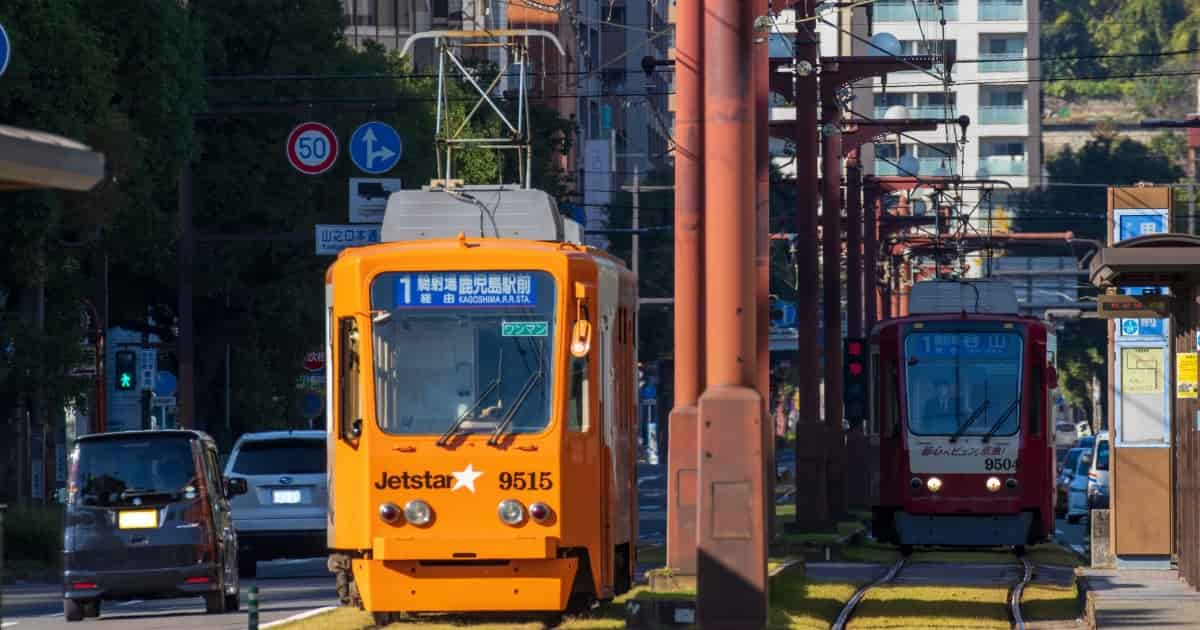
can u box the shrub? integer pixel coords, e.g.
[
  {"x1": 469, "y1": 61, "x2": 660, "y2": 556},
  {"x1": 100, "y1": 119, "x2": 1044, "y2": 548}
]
[{"x1": 3, "y1": 503, "x2": 63, "y2": 567}]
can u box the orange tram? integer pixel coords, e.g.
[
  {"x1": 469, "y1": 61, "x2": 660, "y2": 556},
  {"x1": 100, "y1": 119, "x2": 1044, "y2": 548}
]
[{"x1": 324, "y1": 187, "x2": 638, "y2": 623}]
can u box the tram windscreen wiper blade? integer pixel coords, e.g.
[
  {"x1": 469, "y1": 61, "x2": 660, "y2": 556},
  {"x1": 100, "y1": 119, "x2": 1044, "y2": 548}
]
[
  {"x1": 949, "y1": 399, "x2": 989, "y2": 443},
  {"x1": 437, "y1": 378, "x2": 501, "y2": 446},
  {"x1": 488, "y1": 370, "x2": 543, "y2": 446},
  {"x1": 981, "y1": 398, "x2": 1020, "y2": 443}
]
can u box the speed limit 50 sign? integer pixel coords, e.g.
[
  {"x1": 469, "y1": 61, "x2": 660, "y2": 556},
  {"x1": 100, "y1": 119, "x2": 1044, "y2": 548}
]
[{"x1": 286, "y1": 122, "x2": 340, "y2": 175}]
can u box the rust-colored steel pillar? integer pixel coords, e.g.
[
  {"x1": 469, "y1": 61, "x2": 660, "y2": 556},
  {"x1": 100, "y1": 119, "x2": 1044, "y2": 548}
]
[
  {"x1": 897, "y1": 197, "x2": 911, "y2": 317},
  {"x1": 820, "y1": 106, "x2": 847, "y2": 518},
  {"x1": 754, "y1": 0, "x2": 774, "y2": 548},
  {"x1": 846, "y1": 151, "x2": 863, "y2": 339},
  {"x1": 696, "y1": 0, "x2": 766, "y2": 623},
  {"x1": 666, "y1": 0, "x2": 704, "y2": 575},
  {"x1": 864, "y1": 189, "x2": 880, "y2": 329},
  {"x1": 792, "y1": 3, "x2": 831, "y2": 529}
]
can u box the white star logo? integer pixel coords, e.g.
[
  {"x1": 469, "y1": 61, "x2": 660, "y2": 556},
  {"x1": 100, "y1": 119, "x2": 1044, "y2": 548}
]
[{"x1": 451, "y1": 464, "x2": 484, "y2": 493}]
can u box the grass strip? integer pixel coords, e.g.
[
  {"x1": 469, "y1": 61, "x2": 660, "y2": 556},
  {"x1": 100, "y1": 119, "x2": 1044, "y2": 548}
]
[
  {"x1": 1020, "y1": 582, "x2": 1084, "y2": 622},
  {"x1": 847, "y1": 584, "x2": 1011, "y2": 629}
]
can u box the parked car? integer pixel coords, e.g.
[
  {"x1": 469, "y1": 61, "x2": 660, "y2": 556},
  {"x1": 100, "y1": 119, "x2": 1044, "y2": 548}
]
[
  {"x1": 62, "y1": 430, "x2": 243, "y2": 622},
  {"x1": 224, "y1": 430, "x2": 327, "y2": 578},
  {"x1": 1088, "y1": 431, "x2": 1110, "y2": 510},
  {"x1": 1075, "y1": 434, "x2": 1095, "y2": 454},
  {"x1": 1055, "y1": 421, "x2": 1078, "y2": 449},
  {"x1": 1056, "y1": 447, "x2": 1087, "y2": 518},
  {"x1": 1066, "y1": 452, "x2": 1093, "y2": 524}
]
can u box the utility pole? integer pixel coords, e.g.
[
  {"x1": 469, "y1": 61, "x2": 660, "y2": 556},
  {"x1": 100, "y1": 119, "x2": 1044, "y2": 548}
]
[{"x1": 178, "y1": 163, "x2": 195, "y2": 430}]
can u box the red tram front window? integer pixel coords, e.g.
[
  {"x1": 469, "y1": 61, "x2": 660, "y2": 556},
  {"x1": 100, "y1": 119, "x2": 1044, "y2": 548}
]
[{"x1": 903, "y1": 330, "x2": 1023, "y2": 439}]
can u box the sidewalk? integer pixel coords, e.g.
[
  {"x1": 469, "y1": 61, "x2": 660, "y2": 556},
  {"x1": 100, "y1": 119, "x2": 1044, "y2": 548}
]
[{"x1": 1083, "y1": 568, "x2": 1200, "y2": 628}]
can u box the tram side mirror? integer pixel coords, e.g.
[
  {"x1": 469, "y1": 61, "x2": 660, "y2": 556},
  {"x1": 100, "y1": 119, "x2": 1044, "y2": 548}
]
[
  {"x1": 571, "y1": 320, "x2": 593, "y2": 357},
  {"x1": 1048, "y1": 366, "x2": 1059, "y2": 390}
]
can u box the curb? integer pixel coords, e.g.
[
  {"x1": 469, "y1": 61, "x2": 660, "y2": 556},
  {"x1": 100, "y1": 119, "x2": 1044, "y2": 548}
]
[{"x1": 260, "y1": 605, "x2": 338, "y2": 629}]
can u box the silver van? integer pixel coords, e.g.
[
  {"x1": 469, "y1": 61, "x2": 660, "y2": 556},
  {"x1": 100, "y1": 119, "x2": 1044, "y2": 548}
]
[{"x1": 223, "y1": 431, "x2": 327, "y2": 577}]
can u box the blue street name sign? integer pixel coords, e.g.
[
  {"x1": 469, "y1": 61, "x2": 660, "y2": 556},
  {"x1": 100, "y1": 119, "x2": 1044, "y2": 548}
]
[{"x1": 349, "y1": 122, "x2": 402, "y2": 175}]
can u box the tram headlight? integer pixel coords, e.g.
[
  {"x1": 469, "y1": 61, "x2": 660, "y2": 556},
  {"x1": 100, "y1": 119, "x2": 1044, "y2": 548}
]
[
  {"x1": 529, "y1": 502, "x2": 552, "y2": 523},
  {"x1": 378, "y1": 502, "x2": 402, "y2": 524},
  {"x1": 986, "y1": 477, "x2": 1002, "y2": 493},
  {"x1": 926, "y1": 477, "x2": 943, "y2": 493},
  {"x1": 404, "y1": 499, "x2": 433, "y2": 527},
  {"x1": 498, "y1": 499, "x2": 526, "y2": 526}
]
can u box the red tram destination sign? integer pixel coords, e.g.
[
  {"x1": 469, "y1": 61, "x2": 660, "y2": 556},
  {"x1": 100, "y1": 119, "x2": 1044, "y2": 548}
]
[
  {"x1": 286, "y1": 122, "x2": 340, "y2": 175},
  {"x1": 1096, "y1": 294, "x2": 1173, "y2": 319}
]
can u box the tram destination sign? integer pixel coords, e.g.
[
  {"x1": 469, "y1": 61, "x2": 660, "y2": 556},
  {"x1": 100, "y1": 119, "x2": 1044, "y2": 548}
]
[
  {"x1": 393, "y1": 272, "x2": 537, "y2": 308},
  {"x1": 1097, "y1": 294, "x2": 1172, "y2": 319}
]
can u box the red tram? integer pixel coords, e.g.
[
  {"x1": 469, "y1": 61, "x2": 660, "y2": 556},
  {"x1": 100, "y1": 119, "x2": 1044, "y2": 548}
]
[{"x1": 871, "y1": 281, "x2": 1056, "y2": 550}]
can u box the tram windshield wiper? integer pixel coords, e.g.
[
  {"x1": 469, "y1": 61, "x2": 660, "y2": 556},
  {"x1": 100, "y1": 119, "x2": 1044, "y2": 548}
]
[
  {"x1": 488, "y1": 370, "x2": 543, "y2": 446},
  {"x1": 436, "y1": 378, "x2": 502, "y2": 446},
  {"x1": 949, "y1": 399, "x2": 989, "y2": 443},
  {"x1": 981, "y1": 398, "x2": 1020, "y2": 443}
]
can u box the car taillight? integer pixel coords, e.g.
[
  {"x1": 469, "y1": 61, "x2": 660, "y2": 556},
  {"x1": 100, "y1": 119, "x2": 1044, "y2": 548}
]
[
  {"x1": 184, "y1": 576, "x2": 210, "y2": 584},
  {"x1": 72, "y1": 582, "x2": 97, "y2": 590}
]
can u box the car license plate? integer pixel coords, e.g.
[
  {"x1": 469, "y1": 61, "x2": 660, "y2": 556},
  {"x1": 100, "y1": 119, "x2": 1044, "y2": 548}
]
[
  {"x1": 118, "y1": 510, "x2": 158, "y2": 529},
  {"x1": 272, "y1": 489, "x2": 302, "y2": 504}
]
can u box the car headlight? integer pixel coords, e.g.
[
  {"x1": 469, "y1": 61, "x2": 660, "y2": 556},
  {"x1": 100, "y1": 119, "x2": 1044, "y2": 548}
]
[
  {"x1": 404, "y1": 499, "x2": 433, "y2": 526},
  {"x1": 498, "y1": 499, "x2": 526, "y2": 526}
]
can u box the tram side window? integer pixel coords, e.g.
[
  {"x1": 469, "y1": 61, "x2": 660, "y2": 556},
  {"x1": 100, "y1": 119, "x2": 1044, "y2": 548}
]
[
  {"x1": 567, "y1": 357, "x2": 590, "y2": 432},
  {"x1": 339, "y1": 317, "x2": 361, "y2": 440},
  {"x1": 887, "y1": 361, "x2": 901, "y2": 437}
]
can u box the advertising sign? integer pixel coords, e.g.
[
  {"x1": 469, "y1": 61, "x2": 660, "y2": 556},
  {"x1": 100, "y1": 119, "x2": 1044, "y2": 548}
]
[{"x1": 1178, "y1": 353, "x2": 1198, "y2": 399}]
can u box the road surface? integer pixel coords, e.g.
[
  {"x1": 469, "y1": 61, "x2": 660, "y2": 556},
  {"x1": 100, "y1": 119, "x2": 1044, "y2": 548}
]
[{"x1": 1, "y1": 559, "x2": 335, "y2": 630}]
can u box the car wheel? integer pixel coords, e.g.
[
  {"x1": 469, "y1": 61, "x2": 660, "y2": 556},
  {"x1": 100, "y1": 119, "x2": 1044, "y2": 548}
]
[
  {"x1": 239, "y1": 553, "x2": 257, "y2": 579},
  {"x1": 64, "y1": 599, "x2": 85, "y2": 622},
  {"x1": 205, "y1": 591, "x2": 227, "y2": 614},
  {"x1": 83, "y1": 599, "x2": 100, "y2": 618}
]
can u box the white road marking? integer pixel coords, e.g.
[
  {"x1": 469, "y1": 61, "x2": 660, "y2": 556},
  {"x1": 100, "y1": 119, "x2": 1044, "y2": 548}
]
[
  {"x1": 260, "y1": 605, "x2": 338, "y2": 629},
  {"x1": 116, "y1": 599, "x2": 144, "y2": 606},
  {"x1": 3, "y1": 621, "x2": 20, "y2": 627}
]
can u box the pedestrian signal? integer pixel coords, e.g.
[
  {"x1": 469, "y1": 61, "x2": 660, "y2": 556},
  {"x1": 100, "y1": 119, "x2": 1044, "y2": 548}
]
[
  {"x1": 115, "y1": 350, "x2": 136, "y2": 391},
  {"x1": 843, "y1": 338, "x2": 868, "y2": 423}
]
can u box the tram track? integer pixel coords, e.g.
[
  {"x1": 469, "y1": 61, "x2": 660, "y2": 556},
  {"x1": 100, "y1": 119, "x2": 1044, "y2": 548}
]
[{"x1": 829, "y1": 551, "x2": 1039, "y2": 630}]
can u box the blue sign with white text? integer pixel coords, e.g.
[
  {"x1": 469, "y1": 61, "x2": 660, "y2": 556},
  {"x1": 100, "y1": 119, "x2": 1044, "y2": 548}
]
[
  {"x1": 1117, "y1": 213, "x2": 1168, "y2": 337},
  {"x1": 349, "y1": 122, "x2": 402, "y2": 174},
  {"x1": 907, "y1": 332, "x2": 1021, "y2": 360},
  {"x1": 394, "y1": 272, "x2": 537, "y2": 308}
]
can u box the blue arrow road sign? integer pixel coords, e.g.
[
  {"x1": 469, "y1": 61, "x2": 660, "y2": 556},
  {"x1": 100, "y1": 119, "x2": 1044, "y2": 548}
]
[
  {"x1": 350, "y1": 122, "x2": 402, "y2": 174},
  {"x1": 155, "y1": 371, "x2": 177, "y2": 397},
  {"x1": 0, "y1": 23, "x2": 10, "y2": 78}
]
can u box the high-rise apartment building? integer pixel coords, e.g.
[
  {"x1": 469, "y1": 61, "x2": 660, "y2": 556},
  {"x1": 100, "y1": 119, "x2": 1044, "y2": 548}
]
[{"x1": 869, "y1": 0, "x2": 1041, "y2": 203}]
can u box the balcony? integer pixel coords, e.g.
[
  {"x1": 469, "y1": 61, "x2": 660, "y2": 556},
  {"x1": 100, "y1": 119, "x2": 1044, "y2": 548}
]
[
  {"x1": 873, "y1": 105, "x2": 958, "y2": 119},
  {"x1": 980, "y1": 105, "x2": 1026, "y2": 124},
  {"x1": 979, "y1": 52, "x2": 1025, "y2": 73},
  {"x1": 980, "y1": 0, "x2": 1024, "y2": 20},
  {"x1": 874, "y1": 157, "x2": 958, "y2": 176},
  {"x1": 979, "y1": 156, "x2": 1028, "y2": 176},
  {"x1": 874, "y1": 1, "x2": 959, "y2": 22}
]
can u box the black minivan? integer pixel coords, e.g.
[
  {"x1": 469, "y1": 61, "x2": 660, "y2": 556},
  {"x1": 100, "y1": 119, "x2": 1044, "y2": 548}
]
[{"x1": 62, "y1": 430, "x2": 246, "y2": 621}]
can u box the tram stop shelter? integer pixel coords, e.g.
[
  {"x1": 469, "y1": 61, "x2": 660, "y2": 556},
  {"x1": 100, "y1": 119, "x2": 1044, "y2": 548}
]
[
  {"x1": 0, "y1": 124, "x2": 104, "y2": 192},
  {"x1": 1090, "y1": 224, "x2": 1200, "y2": 588}
]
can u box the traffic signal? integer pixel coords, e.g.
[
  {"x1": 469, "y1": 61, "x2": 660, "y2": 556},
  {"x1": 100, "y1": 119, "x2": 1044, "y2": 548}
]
[
  {"x1": 115, "y1": 350, "x2": 136, "y2": 391},
  {"x1": 843, "y1": 338, "x2": 868, "y2": 424}
]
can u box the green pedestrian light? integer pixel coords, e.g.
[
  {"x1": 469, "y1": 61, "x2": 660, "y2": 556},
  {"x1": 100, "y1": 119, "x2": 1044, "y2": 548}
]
[{"x1": 115, "y1": 350, "x2": 136, "y2": 391}]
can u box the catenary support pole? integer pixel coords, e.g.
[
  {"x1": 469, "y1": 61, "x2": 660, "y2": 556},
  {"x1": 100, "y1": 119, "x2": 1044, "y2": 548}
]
[
  {"x1": 696, "y1": 0, "x2": 767, "y2": 624},
  {"x1": 820, "y1": 96, "x2": 847, "y2": 518},
  {"x1": 792, "y1": 0, "x2": 832, "y2": 530},
  {"x1": 846, "y1": 151, "x2": 863, "y2": 339},
  {"x1": 178, "y1": 163, "x2": 195, "y2": 430},
  {"x1": 755, "y1": 0, "x2": 774, "y2": 547},
  {"x1": 667, "y1": 0, "x2": 704, "y2": 575}
]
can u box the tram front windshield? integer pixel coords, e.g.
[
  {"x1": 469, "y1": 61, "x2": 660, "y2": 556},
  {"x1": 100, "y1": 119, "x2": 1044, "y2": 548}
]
[
  {"x1": 904, "y1": 330, "x2": 1023, "y2": 437},
  {"x1": 370, "y1": 270, "x2": 556, "y2": 436}
]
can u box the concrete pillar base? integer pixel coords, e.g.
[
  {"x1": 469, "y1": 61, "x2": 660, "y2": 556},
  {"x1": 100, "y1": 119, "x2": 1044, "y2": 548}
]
[
  {"x1": 827, "y1": 429, "x2": 848, "y2": 518},
  {"x1": 667, "y1": 405, "x2": 699, "y2": 574},
  {"x1": 791, "y1": 423, "x2": 831, "y2": 530},
  {"x1": 697, "y1": 385, "x2": 768, "y2": 627},
  {"x1": 1091, "y1": 509, "x2": 1115, "y2": 568}
]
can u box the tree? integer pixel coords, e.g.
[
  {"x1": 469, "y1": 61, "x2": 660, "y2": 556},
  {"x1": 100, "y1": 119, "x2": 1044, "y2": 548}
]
[{"x1": 1011, "y1": 134, "x2": 1183, "y2": 422}]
